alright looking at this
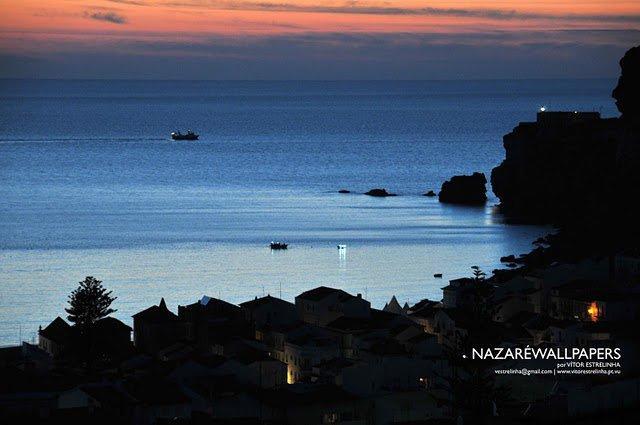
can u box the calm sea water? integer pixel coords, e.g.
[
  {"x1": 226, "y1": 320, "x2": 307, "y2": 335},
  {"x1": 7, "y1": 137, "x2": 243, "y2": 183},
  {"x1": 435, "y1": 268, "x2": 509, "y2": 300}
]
[{"x1": 0, "y1": 79, "x2": 617, "y2": 345}]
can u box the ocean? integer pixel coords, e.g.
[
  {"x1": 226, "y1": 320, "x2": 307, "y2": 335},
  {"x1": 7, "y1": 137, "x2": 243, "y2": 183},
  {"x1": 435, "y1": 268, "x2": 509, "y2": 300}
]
[{"x1": 0, "y1": 79, "x2": 617, "y2": 345}]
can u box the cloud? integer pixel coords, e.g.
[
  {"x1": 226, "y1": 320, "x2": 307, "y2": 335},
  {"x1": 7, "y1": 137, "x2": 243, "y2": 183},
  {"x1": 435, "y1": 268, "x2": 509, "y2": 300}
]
[
  {"x1": 1, "y1": 29, "x2": 636, "y2": 80},
  {"x1": 106, "y1": 0, "x2": 146, "y2": 5},
  {"x1": 106, "y1": 1, "x2": 640, "y2": 23},
  {"x1": 85, "y1": 11, "x2": 128, "y2": 24}
]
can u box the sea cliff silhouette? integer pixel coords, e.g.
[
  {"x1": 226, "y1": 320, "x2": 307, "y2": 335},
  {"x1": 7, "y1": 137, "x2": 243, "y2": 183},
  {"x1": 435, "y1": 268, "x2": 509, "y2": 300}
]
[{"x1": 491, "y1": 45, "x2": 640, "y2": 263}]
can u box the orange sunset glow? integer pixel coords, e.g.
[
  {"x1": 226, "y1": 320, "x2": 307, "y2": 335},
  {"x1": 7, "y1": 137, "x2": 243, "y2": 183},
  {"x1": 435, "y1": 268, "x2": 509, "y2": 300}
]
[{"x1": 1, "y1": 0, "x2": 639, "y2": 78}]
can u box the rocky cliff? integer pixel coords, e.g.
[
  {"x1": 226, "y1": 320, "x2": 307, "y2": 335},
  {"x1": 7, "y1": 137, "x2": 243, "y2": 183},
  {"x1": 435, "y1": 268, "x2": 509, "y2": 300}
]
[{"x1": 491, "y1": 45, "x2": 640, "y2": 259}]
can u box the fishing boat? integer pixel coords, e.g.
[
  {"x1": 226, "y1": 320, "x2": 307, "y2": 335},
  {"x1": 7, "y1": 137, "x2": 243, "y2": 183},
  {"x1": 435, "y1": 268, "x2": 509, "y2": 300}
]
[
  {"x1": 270, "y1": 241, "x2": 288, "y2": 250},
  {"x1": 171, "y1": 130, "x2": 199, "y2": 141}
]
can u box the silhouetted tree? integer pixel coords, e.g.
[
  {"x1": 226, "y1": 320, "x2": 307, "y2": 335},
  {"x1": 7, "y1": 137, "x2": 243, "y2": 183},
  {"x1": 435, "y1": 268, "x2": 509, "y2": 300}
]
[
  {"x1": 471, "y1": 265, "x2": 486, "y2": 282},
  {"x1": 66, "y1": 276, "x2": 116, "y2": 329}
]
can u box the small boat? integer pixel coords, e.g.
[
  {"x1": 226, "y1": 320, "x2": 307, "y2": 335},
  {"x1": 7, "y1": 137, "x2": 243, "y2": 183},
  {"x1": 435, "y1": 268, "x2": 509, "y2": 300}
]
[
  {"x1": 171, "y1": 130, "x2": 199, "y2": 141},
  {"x1": 270, "y1": 241, "x2": 288, "y2": 250},
  {"x1": 433, "y1": 273, "x2": 443, "y2": 278}
]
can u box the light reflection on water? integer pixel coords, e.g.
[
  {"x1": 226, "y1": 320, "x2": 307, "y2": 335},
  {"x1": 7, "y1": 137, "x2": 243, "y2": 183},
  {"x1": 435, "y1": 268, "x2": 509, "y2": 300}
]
[
  {"x1": 0, "y1": 202, "x2": 547, "y2": 345},
  {"x1": 1, "y1": 78, "x2": 609, "y2": 344}
]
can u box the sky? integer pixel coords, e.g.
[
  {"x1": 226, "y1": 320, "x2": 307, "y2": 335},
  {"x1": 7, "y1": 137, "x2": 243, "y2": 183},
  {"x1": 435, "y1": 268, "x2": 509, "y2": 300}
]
[{"x1": 0, "y1": 0, "x2": 639, "y2": 79}]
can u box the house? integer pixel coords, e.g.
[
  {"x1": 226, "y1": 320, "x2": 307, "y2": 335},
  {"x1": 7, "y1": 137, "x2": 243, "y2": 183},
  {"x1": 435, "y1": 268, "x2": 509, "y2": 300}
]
[
  {"x1": 234, "y1": 347, "x2": 288, "y2": 388},
  {"x1": 38, "y1": 317, "x2": 72, "y2": 358},
  {"x1": 178, "y1": 296, "x2": 251, "y2": 351},
  {"x1": 549, "y1": 280, "x2": 640, "y2": 322},
  {"x1": 325, "y1": 309, "x2": 414, "y2": 359},
  {"x1": 433, "y1": 308, "x2": 474, "y2": 349},
  {"x1": 0, "y1": 342, "x2": 52, "y2": 371},
  {"x1": 132, "y1": 298, "x2": 187, "y2": 354},
  {"x1": 441, "y1": 278, "x2": 473, "y2": 308},
  {"x1": 493, "y1": 293, "x2": 534, "y2": 322},
  {"x1": 441, "y1": 278, "x2": 493, "y2": 311},
  {"x1": 57, "y1": 384, "x2": 136, "y2": 419},
  {"x1": 218, "y1": 339, "x2": 288, "y2": 388},
  {"x1": 284, "y1": 332, "x2": 341, "y2": 383},
  {"x1": 407, "y1": 299, "x2": 442, "y2": 333},
  {"x1": 240, "y1": 295, "x2": 298, "y2": 327},
  {"x1": 295, "y1": 286, "x2": 370, "y2": 326},
  {"x1": 38, "y1": 315, "x2": 132, "y2": 362},
  {"x1": 361, "y1": 338, "x2": 432, "y2": 392},
  {"x1": 252, "y1": 321, "x2": 306, "y2": 362},
  {"x1": 93, "y1": 317, "x2": 133, "y2": 359}
]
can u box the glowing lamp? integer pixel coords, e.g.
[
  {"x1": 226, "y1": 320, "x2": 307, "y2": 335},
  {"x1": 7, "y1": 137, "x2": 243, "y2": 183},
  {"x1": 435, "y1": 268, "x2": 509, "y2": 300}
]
[{"x1": 587, "y1": 302, "x2": 599, "y2": 322}]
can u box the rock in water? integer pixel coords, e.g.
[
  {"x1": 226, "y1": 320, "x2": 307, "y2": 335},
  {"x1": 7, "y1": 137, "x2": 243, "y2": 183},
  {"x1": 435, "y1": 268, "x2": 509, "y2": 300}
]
[
  {"x1": 438, "y1": 173, "x2": 487, "y2": 205},
  {"x1": 338, "y1": 189, "x2": 350, "y2": 194},
  {"x1": 364, "y1": 188, "x2": 396, "y2": 197},
  {"x1": 423, "y1": 190, "x2": 437, "y2": 197}
]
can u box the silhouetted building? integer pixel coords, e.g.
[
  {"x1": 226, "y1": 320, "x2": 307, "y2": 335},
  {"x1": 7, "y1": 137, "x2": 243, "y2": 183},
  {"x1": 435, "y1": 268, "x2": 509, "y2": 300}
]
[
  {"x1": 38, "y1": 316, "x2": 72, "y2": 358},
  {"x1": 133, "y1": 298, "x2": 187, "y2": 354},
  {"x1": 295, "y1": 286, "x2": 370, "y2": 326},
  {"x1": 240, "y1": 294, "x2": 298, "y2": 327},
  {"x1": 93, "y1": 317, "x2": 133, "y2": 359},
  {"x1": 536, "y1": 110, "x2": 601, "y2": 128},
  {"x1": 57, "y1": 384, "x2": 136, "y2": 420},
  {"x1": 179, "y1": 296, "x2": 252, "y2": 352}
]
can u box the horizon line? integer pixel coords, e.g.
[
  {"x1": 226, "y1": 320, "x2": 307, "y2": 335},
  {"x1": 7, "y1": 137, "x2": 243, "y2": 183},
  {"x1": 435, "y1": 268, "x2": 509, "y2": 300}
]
[{"x1": 0, "y1": 77, "x2": 618, "y2": 83}]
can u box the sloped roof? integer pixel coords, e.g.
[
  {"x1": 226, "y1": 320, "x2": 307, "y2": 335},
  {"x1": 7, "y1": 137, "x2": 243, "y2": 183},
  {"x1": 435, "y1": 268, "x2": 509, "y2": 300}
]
[
  {"x1": 383, "y1": 295, "x2": 403, "y2": 315},
  {"x1": 39, "y1": 316, "x2": 71, "y2": 342},
  {"x1": 325, "y1": 316, "x2": 372, "y2": 332},
  {"x1": 240, "y1": 294, "x2": 295, "y2": 309},
  {"x1": 409, "y1": 299, "x2": 440, "y2": 312},
  {"x1": 198, "y1": 296, "x2": 241, "y2": 311},
  {"x1": 95, "y1": 317, "x2": 132, "y2": 332},
  {"x1": 132, "y1": 298, "x2": 180, "y2": 323},
  {"x1": 80, "y1": 385, "x2": 135, "y2": 407},
  {"x1": 296, "y1": 286, "x2": 349, "y2": 302}
]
